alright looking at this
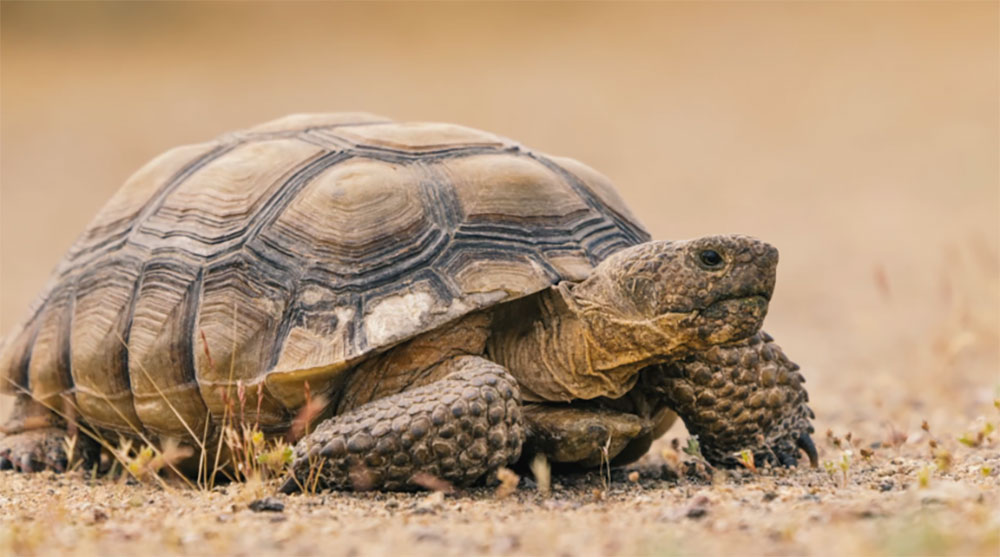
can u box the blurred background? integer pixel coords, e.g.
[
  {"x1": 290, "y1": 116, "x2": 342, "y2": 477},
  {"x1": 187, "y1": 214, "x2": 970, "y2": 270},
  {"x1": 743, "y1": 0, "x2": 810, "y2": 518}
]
[{"x1": 1, "y1": 2, "x2": 997, "y2": 436}]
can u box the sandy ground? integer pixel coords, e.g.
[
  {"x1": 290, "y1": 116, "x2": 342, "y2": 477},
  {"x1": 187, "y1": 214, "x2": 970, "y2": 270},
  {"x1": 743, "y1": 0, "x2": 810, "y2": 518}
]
[
  {"x1": 1, "y1": 3, "x2": 998, "y2": 556},
  {"x1": 1, "y1": 448, "x2": 998, "y2": 557}
]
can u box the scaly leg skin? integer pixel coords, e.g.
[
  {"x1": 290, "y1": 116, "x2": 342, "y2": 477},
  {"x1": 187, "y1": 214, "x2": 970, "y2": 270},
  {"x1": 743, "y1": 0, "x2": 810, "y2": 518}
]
[
  {"x1": 1, "y1": 395, "x2": 101, "y2": 473},
  {"x1": 281, "y1": 355, "x2": 524, "y2": 492},
  {"x1": 651, "y1": 331, "x2": 817, "y2": 468},
  {"x1": 0, "y1": 427, "x2": 100, "y2": 473}
]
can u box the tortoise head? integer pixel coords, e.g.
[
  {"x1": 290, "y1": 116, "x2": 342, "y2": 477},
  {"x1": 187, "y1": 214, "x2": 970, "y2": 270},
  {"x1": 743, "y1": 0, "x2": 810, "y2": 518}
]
[{"x1": 568, "y1": 235, "x2": 778, "y2": 355}]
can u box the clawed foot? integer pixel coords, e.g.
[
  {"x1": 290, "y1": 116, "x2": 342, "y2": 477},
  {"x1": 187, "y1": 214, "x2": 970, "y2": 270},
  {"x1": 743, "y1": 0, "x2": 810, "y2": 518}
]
[
  {"x1": 698, "y1": 403, "x2": 818, "y2": 471},
  {"x1": 652, "y1": 332, "x2": 819, "y2": 470},
  {"x1": 740, "y1": 430, "x2": 818, "y2": 469},
  {"x1": 777, "y1": 431, "x2": 819, "y2": 468},
  {"x1": 0, "y1": 428, "x2": 98, "y2": 473}
]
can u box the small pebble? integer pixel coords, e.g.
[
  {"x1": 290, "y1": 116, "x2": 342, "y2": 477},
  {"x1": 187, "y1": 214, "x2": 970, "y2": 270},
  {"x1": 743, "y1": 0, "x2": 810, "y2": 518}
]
[
  {"x1": 249, "y1": 497, "x2": 285, "y2": 513},
  {"x1": 413, "y1": 491, "x2": 444, "y2": 514},
  {"x1": 685, "y1": 494, "x2": 711, "y2": 519},
  {"x1": 686, "y1": 506, "x2": 708, "y2": 519}
]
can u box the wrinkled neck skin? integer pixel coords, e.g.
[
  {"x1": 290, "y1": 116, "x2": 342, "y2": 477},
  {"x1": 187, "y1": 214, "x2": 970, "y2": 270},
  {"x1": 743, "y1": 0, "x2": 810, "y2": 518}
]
[{"x1": 488, "y1": 283, "x2": 696, "y2": 402}]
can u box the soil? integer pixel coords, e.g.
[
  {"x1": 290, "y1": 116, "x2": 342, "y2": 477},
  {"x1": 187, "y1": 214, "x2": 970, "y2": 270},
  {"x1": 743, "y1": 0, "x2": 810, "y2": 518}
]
[
  {"x1": 2, "y1": 428, "x2": 997, "y2": 556},
  {"x1": 1, "y1": 3, "x2": 997, "y2": 556}
]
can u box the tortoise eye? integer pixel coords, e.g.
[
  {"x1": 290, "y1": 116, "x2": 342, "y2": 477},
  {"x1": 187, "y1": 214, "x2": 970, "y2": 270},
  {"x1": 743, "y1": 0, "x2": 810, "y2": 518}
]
[{"x1": 699, "y1": 249, "x2": 724, "y2": 268}]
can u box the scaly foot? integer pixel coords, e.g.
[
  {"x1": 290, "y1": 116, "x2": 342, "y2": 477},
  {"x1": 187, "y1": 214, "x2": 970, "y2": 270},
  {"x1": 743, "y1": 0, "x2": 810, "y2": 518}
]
[
  {"x1": 281, "y1": 356, "x2": 524, "y2": 492},
  {"x1": 0, "y1": 427, "x2": 99, "y2": 473},
  {"x1": 652, "y1": 332, "x2": 817, "y2": 468}
]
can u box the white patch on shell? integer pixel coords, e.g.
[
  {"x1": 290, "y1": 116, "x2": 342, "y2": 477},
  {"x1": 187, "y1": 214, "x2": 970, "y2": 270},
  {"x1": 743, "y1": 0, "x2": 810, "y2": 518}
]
[
  {"x1": 365, "y1": 291, "x2": 436, "y2": 347},
  {"x1": 299, "y1": 285, "x2": 328, "y2": 306},
  {"x1": 364, "y1": 289, "x2": 510, "y2": 350},
  {"x1": 334, "y1": 305, "x2": 356, "y2": 326}
]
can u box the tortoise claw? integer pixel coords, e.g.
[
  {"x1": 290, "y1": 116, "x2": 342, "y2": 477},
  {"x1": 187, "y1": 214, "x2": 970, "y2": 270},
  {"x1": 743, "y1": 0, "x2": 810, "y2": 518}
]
[
  {"x1": 760, "y1": 431, "x2": 815, "y2": 469},
  {"x1": 796, "y1": 432, "x2": 818, "y2": 468},
  {"x1": 17, "y1": 453, "x2": 36, "y2": 473},
  {"x1": 278, "y1": 475, "x2": 301, "y2": 494}
]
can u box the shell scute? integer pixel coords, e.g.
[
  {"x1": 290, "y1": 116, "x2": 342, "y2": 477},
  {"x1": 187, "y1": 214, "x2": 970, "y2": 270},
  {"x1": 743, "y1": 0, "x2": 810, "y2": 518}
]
[
  {"x1": 445, "y1": 154, "x2": 590, "y2": 221},
  {"x1": 70, "y1": 257, "x2": 144, "y2": 432},
  {"x1": 332, "y1": 121, "x2": 513, "y2": 153},
  {"x1": 136, "y1": 138, "x2": 325, "y2": 259}
]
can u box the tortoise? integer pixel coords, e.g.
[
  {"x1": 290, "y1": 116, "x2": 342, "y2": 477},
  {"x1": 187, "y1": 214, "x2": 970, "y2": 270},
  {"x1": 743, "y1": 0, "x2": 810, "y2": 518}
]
[{"x1": 0, "y1": 113, "x2": 816, "y2": 490}]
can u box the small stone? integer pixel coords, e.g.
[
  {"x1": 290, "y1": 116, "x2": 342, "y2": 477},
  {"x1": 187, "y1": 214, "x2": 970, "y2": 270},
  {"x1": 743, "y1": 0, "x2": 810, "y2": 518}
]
[
  {"x1": 249, "y1": 497, "x2": 285, "y2": 513},
  {"x1": 92, "y1": 507, "x2": 109, "y2": 523},
  {"x1": 413, "y1": 490, "x2": 445, "y2": 514},
  {"x1": 686, "y1": 506, "x2": 708, "y2": 519},
  {"x1": 855, "y1": 508, "x2": 879, "y2": 519},
  {"x1": 628, "y1": 471, "x2": 640, "y2": 483},
  {"x1": 685, "y1": 494, "x2": 711, "y2": 519}
]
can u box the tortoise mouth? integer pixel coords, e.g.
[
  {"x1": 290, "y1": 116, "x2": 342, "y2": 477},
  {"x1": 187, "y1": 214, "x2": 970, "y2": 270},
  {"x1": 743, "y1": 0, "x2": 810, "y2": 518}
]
[
  {"x1": 701, "y1": 294, "x2": 769, "y2": 319},
  {"x1": 663, "y1": 292, "x2": 771, "y2": 320},
  {"x1": 690, "y1": 294, "x2": 770, "y2": 346}
]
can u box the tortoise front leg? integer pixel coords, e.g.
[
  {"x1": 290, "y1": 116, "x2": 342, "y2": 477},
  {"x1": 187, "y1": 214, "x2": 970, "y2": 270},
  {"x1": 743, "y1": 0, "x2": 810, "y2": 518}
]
[
  {"x1": 281, "y1": 355, "x2": 524, "y2": 492},
  {"x1": 652, "y1": 332, "x2": 817, "y2": 468}
]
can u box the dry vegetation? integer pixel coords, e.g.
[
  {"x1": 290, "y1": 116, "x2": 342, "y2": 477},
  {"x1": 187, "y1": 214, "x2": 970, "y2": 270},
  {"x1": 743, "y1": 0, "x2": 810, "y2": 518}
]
[{"x1": 1, "y1": 3, "x2": 998, "y2": 556}]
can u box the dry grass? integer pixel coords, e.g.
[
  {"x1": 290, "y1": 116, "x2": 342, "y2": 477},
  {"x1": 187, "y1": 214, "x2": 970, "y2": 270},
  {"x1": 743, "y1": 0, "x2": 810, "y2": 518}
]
[{"x1": 1, "y1": 3, "x2": 998, "y2": 556}]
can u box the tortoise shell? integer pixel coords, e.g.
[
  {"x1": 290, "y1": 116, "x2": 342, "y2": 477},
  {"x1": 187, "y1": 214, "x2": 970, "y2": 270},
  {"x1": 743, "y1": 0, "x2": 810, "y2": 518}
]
[{"x1": 0, "y1": 113, "x2": 649, "y2": 438}]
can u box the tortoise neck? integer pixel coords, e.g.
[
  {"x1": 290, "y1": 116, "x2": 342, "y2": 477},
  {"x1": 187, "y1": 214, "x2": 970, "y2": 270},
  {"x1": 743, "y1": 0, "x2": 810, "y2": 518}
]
[{"x1": 488, "y1": 284, "x2": 669, "y2": 403}]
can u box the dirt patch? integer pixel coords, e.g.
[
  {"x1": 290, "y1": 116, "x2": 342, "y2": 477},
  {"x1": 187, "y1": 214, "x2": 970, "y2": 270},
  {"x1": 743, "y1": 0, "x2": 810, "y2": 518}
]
[{"x1": 2, "y1": 437, "x2": 997, "y2": 556}]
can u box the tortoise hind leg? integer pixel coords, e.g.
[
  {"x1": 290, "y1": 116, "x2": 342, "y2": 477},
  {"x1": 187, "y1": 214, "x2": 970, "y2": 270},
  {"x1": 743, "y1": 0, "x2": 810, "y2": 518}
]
[
  {"x1": 0, "y1": 428, "x2": 73, "y2": 472},
  {"x1": 281, "y1": 355, "x2": 524, "y2": 492},
  {"x1": 519, "y1": 405, "x2": 646, "y2": 469},
  {"x1": 0, "y1": 395, "x2": 99, "y2": 472}
]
